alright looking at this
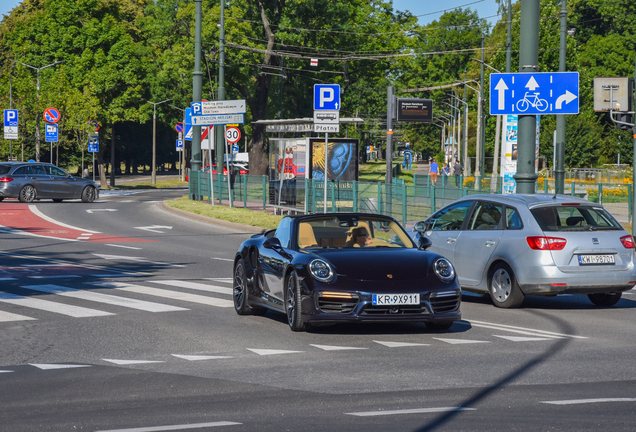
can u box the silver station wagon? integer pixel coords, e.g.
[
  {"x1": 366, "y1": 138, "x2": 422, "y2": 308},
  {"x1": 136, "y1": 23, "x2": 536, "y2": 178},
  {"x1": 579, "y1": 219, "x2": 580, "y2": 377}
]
[
  {"x1": 0, "y1": 162, "x2": 99, "y2": 203},
  {"x1": 410, "y1": 194, "x2": 636, "y2": 308}
]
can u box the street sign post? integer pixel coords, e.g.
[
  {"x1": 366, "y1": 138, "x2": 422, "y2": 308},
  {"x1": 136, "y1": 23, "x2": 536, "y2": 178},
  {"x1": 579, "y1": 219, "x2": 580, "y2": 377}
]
[
  {"x1": 232, "y1": 144, "x2": 239, "y2": 153},
  {"x1": 225, "y1": 127, "x2": 240, "y2": 143},
  {"x1": 191, "y1": 100, "x2": 246, "y2": 116},
  {"x1": 489, "y1": 72, "x2": 579, "y2": 115},
  {"x1": 43, "y1": 107, "x2": 60, "y2": 123},
  {"x1": 313, "y1": 84, "x2": 341, "y2": 110},
  {"x1": 191, "y1": 113, "x2": 244, "y2": 126},
  {"x1": 45, "y1": 124, "x2": 58, "y2": 142},
  {"x1": 88, "y1": 133, "x2": 99, "y2": 182},
  {"x1": 175, "y1": 122, "x2": 184, "y2": 133},
  {"x1": 313, "y1": 110, "x2": 339, "y2": 124},
  {"x1": 176, "y1": 139, "x2": 184, "y2": 152},
  {"x1": 4, "y1": 109, "x2": 18, "y2": 139}
]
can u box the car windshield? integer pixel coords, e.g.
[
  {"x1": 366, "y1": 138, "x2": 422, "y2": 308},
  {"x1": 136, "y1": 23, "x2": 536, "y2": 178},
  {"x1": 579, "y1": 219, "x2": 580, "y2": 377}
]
[
  {"x1": 0, "y1": 166, "x2": 10, "y2": 175},
  {"x1": 530, "y1": 205, "x2": 622, "y2": 231},
  {"x1": 297, "y1": 216, "x2": 415, "y2": 249}
]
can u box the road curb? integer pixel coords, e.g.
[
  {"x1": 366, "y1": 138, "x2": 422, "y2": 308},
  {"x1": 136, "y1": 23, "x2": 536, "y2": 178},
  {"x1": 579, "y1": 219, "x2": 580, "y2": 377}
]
[{"x1": 160, "y1": 202, "x2": 265, "y2": 234}]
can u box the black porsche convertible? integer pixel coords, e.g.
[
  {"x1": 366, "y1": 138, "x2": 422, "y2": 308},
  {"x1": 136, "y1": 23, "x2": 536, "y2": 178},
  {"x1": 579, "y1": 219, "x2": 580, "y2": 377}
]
[{"x1": 232, "y1": 213, "x2": 461, "y2": 332}]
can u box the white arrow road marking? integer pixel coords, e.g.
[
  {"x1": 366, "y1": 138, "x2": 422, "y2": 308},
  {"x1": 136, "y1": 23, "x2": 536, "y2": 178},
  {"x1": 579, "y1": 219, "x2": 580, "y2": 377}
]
[
  {"x1": 95, "y1": 421, "x2": 242, "y2": 431},
  {"x1": 526, "y1": 76, "x2": 540, "y2": 91},
  {"x1": 105, "y1": 244, "x2": 143, "y2": 250},
  {"x1": 92, "y1": 254, "x2": 186, "y2": 268},
  {"x1": 493, "y1": 335, "x2": 553, "y2": 342},
  {"x1": 211, "y1": 257, "x2": 234, "y2": 262},
  {"x1": 463, "y1": 319, "x2": 587, "y2": 339},
  {"x1": 171, "y1": 355, "x2": 233, "y2": 361},
  {"x1": 86, "y1": 209, "x2": 118, "y2": 214},
  {"x1": 373, "y1": 341, "x2": 430, "y2": 348},
  {"x1": 345, "y1": 407, "x2": 476, "y2": 417},
  {"x1": 134, "y1": 225, "x2": 173, "y2": 233},
  {"x1": 29, "y1": 205, "x2": 101, "y2": 233},
  {"x1": 310, "y1": 344, "x2": 367, "y2": 351},
  {"x1": 541, "y1": 398, "x2": 636, "y2": 405},
  {"x1": 555, "y1": 90, "x2": 577, "y2": 109},
  {"x1": 102, "y1": 359, "x2": 165, "y2": 365},
  {"x1": 247, "y1": 348, "x2": 304, "y2": 356},
  {"x1": 30, "y1": 364, "x2": 91, "y2": 370},
  {"x1": 495, "y1": 78, "x2": 509, "y2": 110},
  {"x1": 433, "y1": 338, "x2": 490, "y2": 345}
]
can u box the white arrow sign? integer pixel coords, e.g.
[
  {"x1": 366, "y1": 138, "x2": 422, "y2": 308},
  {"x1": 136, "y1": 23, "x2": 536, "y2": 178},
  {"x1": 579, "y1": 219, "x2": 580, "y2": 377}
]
[
  {"x1": 555, "y1": 90, "x2": 578, "y2": 109},
  {"x1": 92, "y1": 254, "x2": 185, "y2": 267},
  {"x1": 134, "y1": 225, "x2": 173, "y2": 233},
  {"x1": 526, "y1": 76, "x2": 540, "y2": 91},
  {"x1": 495, "y1": 78, "x2": 509, "y2": 110},
  {"x1": 86, "y1": 209, "x2": 118, "y2": 214}
]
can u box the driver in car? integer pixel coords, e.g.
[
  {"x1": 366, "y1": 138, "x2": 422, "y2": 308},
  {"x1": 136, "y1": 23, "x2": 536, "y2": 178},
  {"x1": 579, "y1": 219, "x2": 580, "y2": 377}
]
[{"x1": 346, "y1": 227, "x2": 372, "y2": 248}]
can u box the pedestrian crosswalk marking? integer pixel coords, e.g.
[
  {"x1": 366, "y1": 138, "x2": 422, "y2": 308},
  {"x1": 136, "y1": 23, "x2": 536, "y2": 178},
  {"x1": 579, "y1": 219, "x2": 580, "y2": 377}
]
[
  {"x1": 150, "y1": 280, "x2": 233, "y2": 296},
  {"x1": 90, "y1": 282, "x2": 234, "y2": 308},
  {"x1": 103, "y1": 359, "x2": 164, "y2": 365},
  {"x1": 21, "y1": 284, "x2": 188, "y2": 313},
  {"x1": 433, "y1": 338, "x2": 490, "y2": 345},
  {"x1": 247, "y1": 348, "x2": 304, "y2": 356},
  {"x1": 0, "y1": 291, "x2": 113, "y2": 317},
  {"x1": 310, "y1": 344, "x2": 367, "y2": 351},
  {"x1": 171, "y1": 354, "x2": 233, "y2": 361},
  {"x1": 373, "y1": 341, "x2": 430, "y2": 347},
  {"x1": 0, "y1": 310, "x2": 37, "y2": 322},
  {"x1": 30, "y1": 364, "x2": 92, "y2": 370}
]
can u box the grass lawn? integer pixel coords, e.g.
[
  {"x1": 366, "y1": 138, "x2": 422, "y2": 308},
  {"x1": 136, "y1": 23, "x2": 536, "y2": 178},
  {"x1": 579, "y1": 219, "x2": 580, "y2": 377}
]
[{"x1": 102, "y1": 178, "x2": 188, "y2": 190}]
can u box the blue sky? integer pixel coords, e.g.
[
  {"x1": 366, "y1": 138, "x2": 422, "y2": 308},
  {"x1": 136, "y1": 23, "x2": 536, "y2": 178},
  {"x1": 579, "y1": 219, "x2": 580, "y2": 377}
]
[{"x1": 1, "y1": 1, "x2": 501, "y2": 25}]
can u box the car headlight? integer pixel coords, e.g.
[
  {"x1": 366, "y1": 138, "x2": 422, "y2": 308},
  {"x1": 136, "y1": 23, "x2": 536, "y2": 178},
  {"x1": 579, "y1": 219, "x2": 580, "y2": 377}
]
[
  {"x1": 433, "y1": 257, "x2": 455, "y2": 282},
  {"x1": 308, "y1": 259, "x2": 334, "y2": 283}
]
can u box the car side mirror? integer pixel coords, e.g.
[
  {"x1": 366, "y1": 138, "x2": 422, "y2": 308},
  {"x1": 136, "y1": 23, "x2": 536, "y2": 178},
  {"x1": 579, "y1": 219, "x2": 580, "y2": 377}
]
[
  {"x1": 418, "y1": 236, "x2": 432, "y2": 251},
  {"x1": 414, "y1": 221, "x2": 427, "y2": 233},
  {"x1": 263, "y1": 237, "x2": 282, "y2": 250}
]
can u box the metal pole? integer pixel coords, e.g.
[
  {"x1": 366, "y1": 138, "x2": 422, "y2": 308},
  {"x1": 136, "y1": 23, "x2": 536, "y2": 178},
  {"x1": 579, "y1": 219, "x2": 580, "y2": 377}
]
[
  {"x1": 225, "y1": 126, "x2": 233, "y2": 208},
  {"x1": 464, "y1": 69, "x2": 469, "y2": 176},
  {"x1": 514, "y1": 0, "x2": 540, "y2": 194},
  {"x1": 479, "y1": 34, "x2": 485, "y2": 184},
  {"x1": 324, "y1": 133, "x2": 328, "y2": 213},
  {"x1": 36, "y1": 70, "x2": 41, "y2": 162},
  {"x1": 632, "y1": 53, "x2": 636, "y2": 236},
  {"x1": 506, "y1": 0, "x2": 512, "y2": 74},
  {"x1": 191, "y1": 0, "x2": 203, "y2": 196},
  {"x1": 386, "y1": 86, "x2": 394, "y2": 185},
  {"x1": 555, "y1": 0, "x2": 567, "y2": 194},
  {"x1": 9, "y1": 69, "x2": 12, "y2": 161},
  {"x1": 215, "y1": 0, "x2": 226, "y2": 172},
  {"x1": 152, "y1": 105, "x2": 157, "y2": 184}
]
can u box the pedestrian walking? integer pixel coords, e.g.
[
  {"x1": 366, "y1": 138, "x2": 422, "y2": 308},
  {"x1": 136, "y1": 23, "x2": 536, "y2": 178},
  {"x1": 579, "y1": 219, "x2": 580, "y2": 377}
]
[
  {"x1": 453, "y1": 160, "x2": 463, "y2": 187},
  {"x1": 429, "y1": 158, "x2": 439, "y2": 185}
]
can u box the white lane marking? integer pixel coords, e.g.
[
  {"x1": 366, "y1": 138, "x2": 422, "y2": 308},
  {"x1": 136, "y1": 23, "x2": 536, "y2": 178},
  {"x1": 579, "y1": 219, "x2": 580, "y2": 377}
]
[
  {"x1": 0, "y1": 370, "x2": 14, "y2": 373},
  {"x1": 92, "y1": 254, "x2": 185, "y2": 268},
  {"x1": 211, "y1": 258, "x2": 234, "y2": 262},
  {"x1": 493, "y1": 335, "x2": 554, "y2": 342},
  {"x1": 22, "y1": 284, "x2": 188, "y2": 313},
  {"x1": 460, "y1": 319, "x2": 587, "y2": 339},
  {"x1": 30, "y1": 364, "x2": 92, "y2": 370},
  {"x1": 374, "y1": 341, "x2": 430, "y2": 347},
  {"x1": 86, "y1": 209, "x2": 118, "y2": 214},
  {"x1": 0, "y1": 252, "x2": 148, "y2": 276},
  {"x1": 310, "y1": 344, "x2": 367, "y2": 351},
  {"x1": 95, "y1": 421, "x2": 241, "y2": 432},
  {"x1": 0, "y1": 310, "x2": 37, "y2": 322},
  {"x1": 247, "y1": 348, "x2": 304, "y2": 356},
  {"x1": 28, "y1": 205, "x2": 101, "y2": 233},
  {"x1": 0, "y1": 225, "x2": 82, "y2": 242},
  {"x1": 541, "y1": 398, "x2": 636, "y2": 405},
  {"x1": 171, "y1": 355, "x2": 233, "y2": 361},
  {"x1": 105, "y1": 244, "x2": 143, "y2": 250},
  {"x1": 346, "y1": 407, "x2": 476, "y2": 417},
  {"x1": 0, "y1": 278, "x2": 17, "y2": 281},
  {"x1": 150, "y1": 280, "x2": 232, "y2": 296},
  {"x1": 134, "y1": 225, "x2": 173, "y2": 233},
  {"x1": 90, "y1": 273, "x2": 141, "y2": 277},
  {"x1": 103, "y1": 359, "x2": 164, "y2": 365},
  {"x1": 0, "y1": 292, "x2": 113, "y2": 317},
  {"x1": 205, "y1": 278, "x2": 233, "y2": 283},
  {"x1": 27, "y1": 275, "x2": 82, "y2": 279},
  {"x1": 433, "y1": 338, "x2": 490, "y2": 345},
  {"x1": 90, "y1": 282, "x2": 234, "y2": 308}
]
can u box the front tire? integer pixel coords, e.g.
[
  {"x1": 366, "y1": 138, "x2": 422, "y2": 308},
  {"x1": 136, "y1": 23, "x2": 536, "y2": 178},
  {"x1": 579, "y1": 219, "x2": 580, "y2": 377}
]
[
  {"x1": 81, "y1": 186, "x2": 96, "y2": 203},
  {"x1": 488, "y1": 262, "x2": 524, "y2": 308},
  {"x1": 588, "y1": 292, "x2": 622, "y2": 307},
  {"x1": 286, "y1": 271, "x2": 305, "y2": 332},
  {"x1": 19, "y1": 185, "x2": 36, "y2": 203}
]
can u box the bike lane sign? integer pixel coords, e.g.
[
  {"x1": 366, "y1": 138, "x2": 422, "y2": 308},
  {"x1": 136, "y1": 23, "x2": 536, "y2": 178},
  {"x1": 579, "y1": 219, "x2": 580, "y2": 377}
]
[{"x1": 489, "y1": 72, "x2": 579, "y2": 115}]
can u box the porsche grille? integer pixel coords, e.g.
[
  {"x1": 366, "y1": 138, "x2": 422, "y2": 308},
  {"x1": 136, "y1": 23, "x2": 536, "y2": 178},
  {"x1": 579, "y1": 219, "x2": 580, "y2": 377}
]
[{"x1": 429, "y1": 291, "x2": 461, "y2": 313}]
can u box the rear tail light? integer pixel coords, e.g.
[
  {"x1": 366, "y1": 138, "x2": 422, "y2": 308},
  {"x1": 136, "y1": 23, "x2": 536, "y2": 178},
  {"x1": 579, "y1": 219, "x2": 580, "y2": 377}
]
[
  {"x1": 526, "y1": 236, "x2": 567, "y2": 250},
  {"x1": 620, "y1": 235, "x2": 635, "y2": 249},
  {"x1": 0, "y1": 177, "x2": 13, "y2": 183}
]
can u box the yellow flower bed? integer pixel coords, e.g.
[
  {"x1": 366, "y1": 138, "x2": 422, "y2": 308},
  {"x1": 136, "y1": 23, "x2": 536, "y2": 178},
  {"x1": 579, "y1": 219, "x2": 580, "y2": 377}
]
[
  {"x1": 462, "y1": 177, "x2": 490, "y2": 189},
  {"x1": 586, "y1": 187, "x2": 629, "y2": 197}
]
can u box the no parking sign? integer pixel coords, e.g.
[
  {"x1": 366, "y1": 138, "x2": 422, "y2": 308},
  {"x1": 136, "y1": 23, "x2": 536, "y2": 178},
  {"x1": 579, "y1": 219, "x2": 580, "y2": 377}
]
[{"x1": 43, "y1": 107, "x2": 60, "y2": 123}]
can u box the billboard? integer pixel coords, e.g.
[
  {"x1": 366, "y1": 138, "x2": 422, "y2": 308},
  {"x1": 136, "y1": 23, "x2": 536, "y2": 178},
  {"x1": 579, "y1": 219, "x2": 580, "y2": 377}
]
[
  {"x1": 396, "y1": 98, "x2": 433, "y2": 122},
  {"x1": 308, "y1": 138, "x2": 359, "y2": 181}
]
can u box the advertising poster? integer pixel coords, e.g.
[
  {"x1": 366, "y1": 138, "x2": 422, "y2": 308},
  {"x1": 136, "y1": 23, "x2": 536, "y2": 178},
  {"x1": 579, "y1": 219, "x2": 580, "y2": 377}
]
[
  {"x1": 500, "y1": 115, "x2": 541, "y2": 194},
  {"x1": 308, "y1": 138, "x2": 359, "y2": 181}
]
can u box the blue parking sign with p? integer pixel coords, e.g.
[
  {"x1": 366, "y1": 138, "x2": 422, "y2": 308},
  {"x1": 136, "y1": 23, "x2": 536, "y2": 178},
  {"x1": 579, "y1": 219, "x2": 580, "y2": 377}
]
[
  {"x1": 4, "y1": 109, "x2": 18, "y2": 126},
  {"x1": 314, "y1": 84, "x2": 341, "y2": 110}
]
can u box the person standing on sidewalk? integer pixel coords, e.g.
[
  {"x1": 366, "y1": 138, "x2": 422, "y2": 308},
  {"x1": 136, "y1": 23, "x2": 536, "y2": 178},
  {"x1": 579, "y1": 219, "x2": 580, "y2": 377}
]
[
  {"x1": 453, "y1": 160, "x2": 463, "y2": 187},
  {"x1": 429, "y1": 158, "x2": 439, "y2": 185}
]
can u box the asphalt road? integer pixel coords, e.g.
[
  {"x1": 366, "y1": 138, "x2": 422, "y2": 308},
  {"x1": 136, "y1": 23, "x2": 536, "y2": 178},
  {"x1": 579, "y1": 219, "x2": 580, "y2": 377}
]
[{"x1": 0, "y1": 187, "x2": 635, "y2": 432}]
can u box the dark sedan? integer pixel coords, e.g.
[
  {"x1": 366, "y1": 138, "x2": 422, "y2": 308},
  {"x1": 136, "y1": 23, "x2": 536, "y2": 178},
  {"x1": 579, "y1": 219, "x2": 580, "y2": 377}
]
[
  {"x1": 233, "y1": 213, "x2": 461, "y2": 332},
  {"x1": 0, "y1": 162, "x2": 99, "y2": 203}
]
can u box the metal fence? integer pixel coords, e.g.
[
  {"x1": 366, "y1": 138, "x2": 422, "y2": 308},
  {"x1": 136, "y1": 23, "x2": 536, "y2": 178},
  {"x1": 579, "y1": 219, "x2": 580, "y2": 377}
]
[{"x1": 187, "y1": 171, "x2": 632, "y2": 226}]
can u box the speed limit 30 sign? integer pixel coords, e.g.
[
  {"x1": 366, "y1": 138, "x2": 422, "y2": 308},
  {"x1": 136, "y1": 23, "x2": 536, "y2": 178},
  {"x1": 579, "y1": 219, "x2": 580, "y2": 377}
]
[{"x1": 225, "y1": 127, "x2": 241, "y2": 143}]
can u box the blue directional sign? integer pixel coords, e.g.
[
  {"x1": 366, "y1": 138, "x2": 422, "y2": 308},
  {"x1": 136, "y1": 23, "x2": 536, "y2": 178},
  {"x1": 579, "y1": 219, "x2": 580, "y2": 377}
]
[
  {"x1": 88, "y1": 134, "x2": 99, "y2": 152},
  {"x1": 45, "y1": 124, "x2": 58, "y2": 142},
  {"x1": 184, "y1": 108, "x2": 193, "y2": 141},
  {"x1": 4, "y1": 109, "x2": 18, "y2": 127},
  {"x1": 314, "y1": 84, "x2": 341, "y2": 110},
  {"x1": 489, "y1": 72, "x2": 579, "y2": 115}
]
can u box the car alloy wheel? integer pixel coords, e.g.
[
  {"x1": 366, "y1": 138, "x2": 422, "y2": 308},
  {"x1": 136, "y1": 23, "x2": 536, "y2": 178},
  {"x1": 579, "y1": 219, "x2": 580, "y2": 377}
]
[
  {"x1": 19, "y1": 185, "x2": 36, "y2": 203},
  {"x1": 233, "y1": 259, "x2": 251, "y2": 315},
  {"x1": 286, "y1": 271, "x2": 305, "y2": 332},
  {"x1": 81, "y1": 186, "x2": 96, "y2": 203},
  {"x1": 488, "y1": 263, "x2": 524, "y2": 308}
]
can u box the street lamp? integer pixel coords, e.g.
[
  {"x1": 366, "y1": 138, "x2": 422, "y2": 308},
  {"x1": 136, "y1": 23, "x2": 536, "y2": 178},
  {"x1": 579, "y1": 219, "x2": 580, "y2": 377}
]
[
  {"x1": 449, "y1": 94, "x2": 469, "y2": 171},
  {"x1": 169, "y1": 104, "x2": 187, "y2": 182},
  {"x1": 145, "y1": 98, "x2": 172, "y2": 184},
  {"x1": 11, "y1": 59, "x2": 64, "y2": 162}
]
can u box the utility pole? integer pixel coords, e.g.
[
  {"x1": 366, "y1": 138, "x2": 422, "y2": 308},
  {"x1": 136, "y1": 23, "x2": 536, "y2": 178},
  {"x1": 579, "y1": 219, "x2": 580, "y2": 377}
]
[
  {"x1": 191, "y1": 0, "x2": 203, "y2": 198},
  {"x1": 386, "y1": 86, "x2": 394, "y2": 185},
  {"x1": 555, "y1": 0, "x2": 568, "y2": 194},
  {"x1": 515, "y1": 0, "x2": 540, "y2": 194},
  {"x1": 215, "y1": 0, "x2": 226, "y2": 181},
  {"x1": 463, "y1": 69, "x2": 469, "y2": 176},
  {"x1": 506, "y1": 0, "x2": 512, "y2": 74},
  {"x1": 145, "y1": 98, "x2": 172, "y2": 184}
]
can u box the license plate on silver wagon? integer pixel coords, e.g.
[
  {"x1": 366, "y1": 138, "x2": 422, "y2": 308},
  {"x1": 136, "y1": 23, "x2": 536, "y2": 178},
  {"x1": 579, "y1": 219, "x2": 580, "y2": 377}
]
[
  {"x1": 578, "y1": 254, "x2": 615, "y2": 265},
  {"x1": 372, "y1": 294, "x2": 420, "y2": 306}
]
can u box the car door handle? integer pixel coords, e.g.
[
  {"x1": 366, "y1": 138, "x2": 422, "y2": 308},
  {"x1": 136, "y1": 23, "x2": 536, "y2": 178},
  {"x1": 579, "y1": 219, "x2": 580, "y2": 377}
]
[
  {"x1": 446, "y1": 238, "x2": 457, "y2": 244},
  {"x1": 485, "y1": 241, "x2": 497, "y2": 246}
]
